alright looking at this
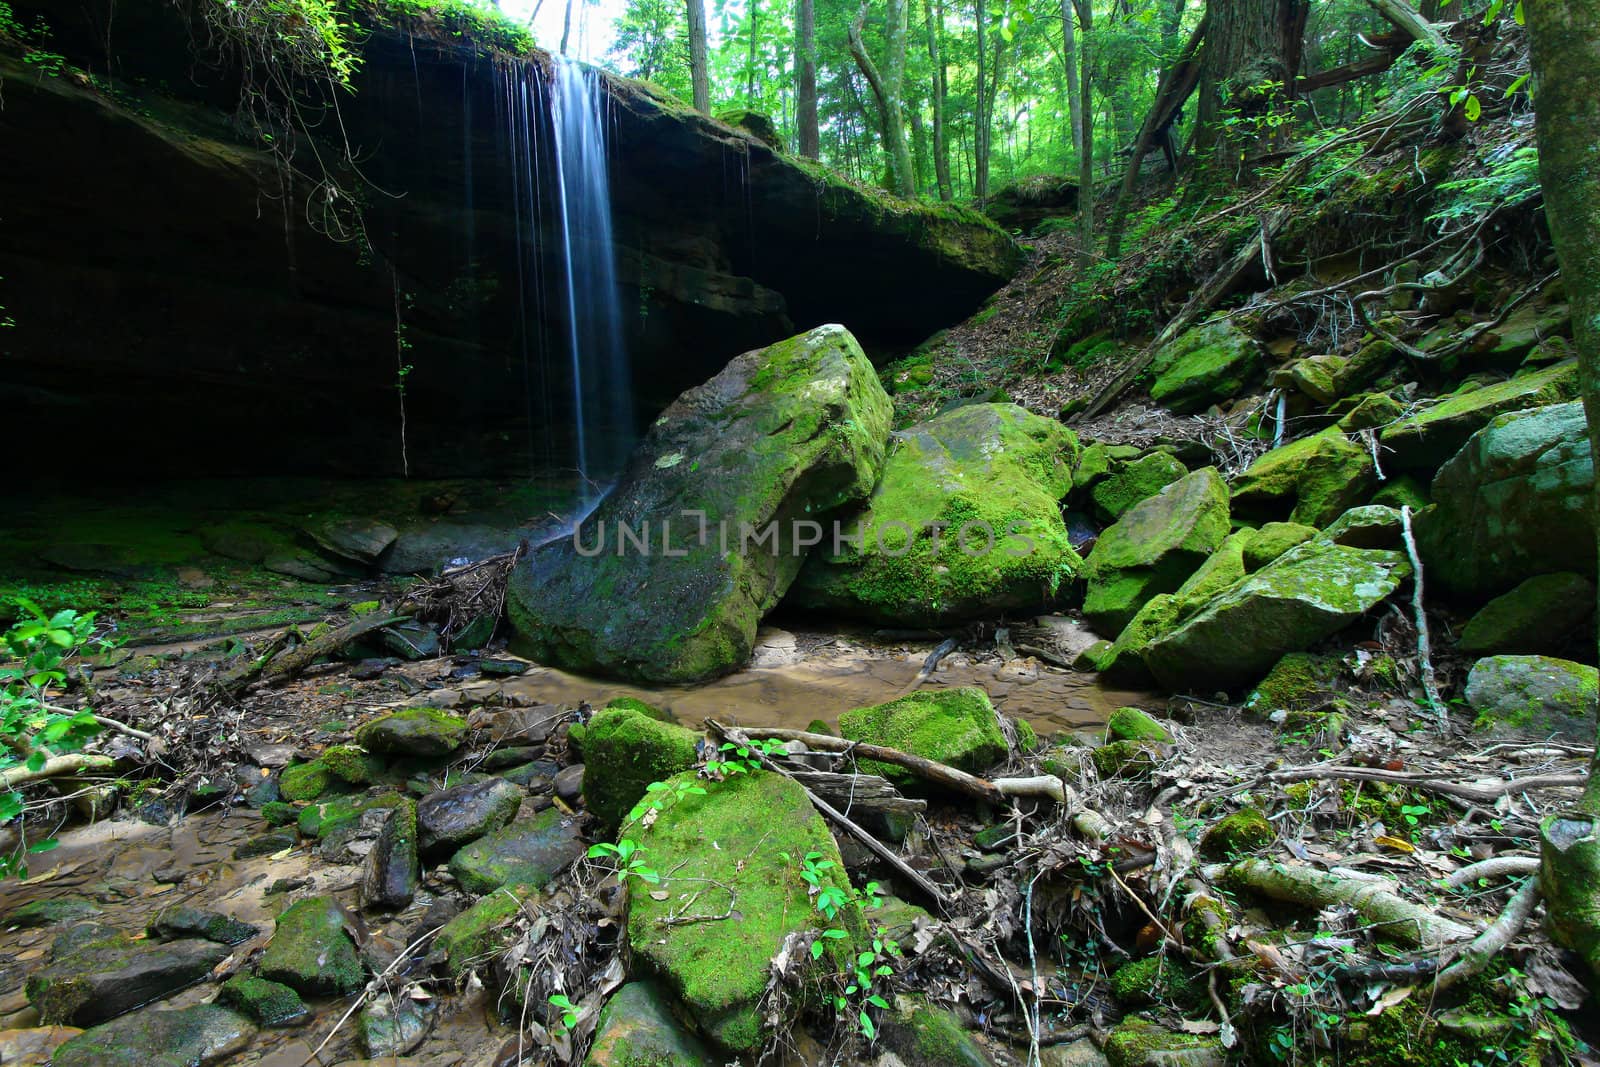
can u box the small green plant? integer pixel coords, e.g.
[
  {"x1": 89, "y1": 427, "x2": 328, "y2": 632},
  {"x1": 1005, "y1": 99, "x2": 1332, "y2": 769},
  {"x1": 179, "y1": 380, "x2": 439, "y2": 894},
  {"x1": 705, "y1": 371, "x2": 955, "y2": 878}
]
[
  {"x1": 547, "y1": 992, "x2": 578, "y2": 1032},
  {"x1": 706, "y1": 737, "x2": 787, "y2": 777},
  {"x1": 585, "y1": 837, "x2": 660, "y2": 886}
]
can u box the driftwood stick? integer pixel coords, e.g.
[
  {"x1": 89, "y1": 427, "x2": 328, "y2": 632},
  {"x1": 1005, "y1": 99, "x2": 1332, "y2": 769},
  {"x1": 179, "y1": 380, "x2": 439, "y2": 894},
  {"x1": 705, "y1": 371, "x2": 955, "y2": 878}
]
[
  {"x1": 1225, "y1": 858, "x2": 1475, "y2": 948},
  {"x1": 1444, "y1": 855, "x2": 1541, "y2": 889},
  {"x1": 1266, "y1": 765, "x2": 1587, "y2": 804},
  {"x1": 707, "y1": 721, "x2": 952, "y2": 912},
  {"x1": 214, "y1": 613, "x2": 408, "y2": 696},
  {"x1": 731, "y1": 725, "x2": 1006, "y2": 804},
  {"x1": 1433, "y1": 876, "x2": 1542, "y2": 991},
  {"x1": 897, "y1": 637, "x2": 958, "y2": 697},
  {"x1": 996, "y1": 775, "x2": 1067, "y2": 803},
  {"x1": 0, "y1": 753, "x2": 117, "y2": 790}
]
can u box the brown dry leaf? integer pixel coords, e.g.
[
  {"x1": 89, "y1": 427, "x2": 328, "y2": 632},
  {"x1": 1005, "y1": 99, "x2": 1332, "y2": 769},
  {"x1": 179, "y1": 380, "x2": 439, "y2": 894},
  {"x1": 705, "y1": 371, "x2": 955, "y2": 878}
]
[
  {"x1": 1373, "y1": 835, "x2": 1414, "y2": 853},
  {"x1": 1179, "y1": 1019, "x2": 1221, "y2": 1034},
  {"x1": 648, "y1": 890, "x2": 669, "y2": 901}
]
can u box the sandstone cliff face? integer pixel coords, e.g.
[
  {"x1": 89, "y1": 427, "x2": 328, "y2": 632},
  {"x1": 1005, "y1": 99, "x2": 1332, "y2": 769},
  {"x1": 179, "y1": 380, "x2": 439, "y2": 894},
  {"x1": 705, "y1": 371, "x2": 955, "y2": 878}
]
[{"x1": 0, "y1": 1, "x2": 1018, "y2": 479}]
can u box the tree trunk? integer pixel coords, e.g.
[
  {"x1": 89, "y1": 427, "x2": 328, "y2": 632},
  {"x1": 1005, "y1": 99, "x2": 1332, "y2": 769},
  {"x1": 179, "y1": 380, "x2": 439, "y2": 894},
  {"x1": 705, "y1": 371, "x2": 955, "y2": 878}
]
[
  {"x1": 1525, "y1": 0, "x2": 1600, "y2": 979},
  {"x1": 849, "y1": 0, "x2": 917, "y2": 196},
  {"x1": 1061, "y1": 0, "x2": 1081, "y2": 155},
  {"x1": 1073, "y1": 0, "x2": 1093, "y2": 267},
  {"x1": 746, "y1": 0, "x2": 760, "y2": 105},
  {"x1": 688, "y1": 0, "x2": 711, "y2": 113},
  {"x1": 796, "y1": 0, "x2": 819, "y2": 157},
  {"x1": 1160, "y1": 0, "x2": 1186, "y2": 58},
  {"x1": 560, "y1": 0, "x2": 573, "y2": 53},
  {"x1": 925, "y1": 0, "x2": 953, "y2": 199},
  {"x1": 1194, "y1": 0, "x2": 1308, "y2": 171},
  {"x1": 975, "y1": 0, "x2": 989, "y2": 199}
]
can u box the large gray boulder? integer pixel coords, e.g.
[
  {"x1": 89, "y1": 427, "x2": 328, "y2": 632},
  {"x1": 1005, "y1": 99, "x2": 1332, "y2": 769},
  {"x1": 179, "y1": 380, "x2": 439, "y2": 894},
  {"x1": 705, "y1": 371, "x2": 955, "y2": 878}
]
[
  {"x1": 790, "y1": 403, "x2": 1081, "y2": 624},
  {"x1": 1418, "y1": 401, "x2": 1594, "y2": 598},
  {"x1": 507, "y1": 325, "x2": 892, "y2": 683},
  {"x1": 1381, "y1": 360, "x2": 1580, "y2": 472},
  {"x1": 1142, "y1": 538, "x2": 1410, "y2": 690},
  {"x1": 1466, "y1": 655, "x2": 1598, "y2": 740},
  {"x1": 1081, "y1": 468, "x2": 1231, "y2": 633}
]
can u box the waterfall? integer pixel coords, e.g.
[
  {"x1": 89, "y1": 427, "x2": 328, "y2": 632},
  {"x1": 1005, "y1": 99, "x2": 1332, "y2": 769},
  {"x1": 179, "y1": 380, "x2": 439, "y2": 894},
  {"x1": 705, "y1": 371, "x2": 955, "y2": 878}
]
[{"x1": 549, "y1": 55, "x2": 632, "y2": 500}]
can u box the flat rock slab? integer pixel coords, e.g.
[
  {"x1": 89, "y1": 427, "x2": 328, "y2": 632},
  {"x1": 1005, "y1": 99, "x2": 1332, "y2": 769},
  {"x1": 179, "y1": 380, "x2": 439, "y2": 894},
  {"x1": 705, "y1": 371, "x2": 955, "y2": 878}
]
[
  {"x1": 417, "y1": 778, "x2": 523, "y2": 855},
  {"x1": 147, "y1": 905, "x2": 258, "y2": 946},
  {"x1": 448, "y1": 809, "x2": 585, "y2": 893},
  {"x1": 26, "y1": 927, "x2": 230, "y2": 1026},
  {"x1": 258, "y1": 897, "x2": 365, "y2": 997},
  {"x1": 354, "y1": 707, "x2": 469, "y2": 757},
  {"x1": 52, "y1": 1005, "x2": 253, "y2": 1067}
]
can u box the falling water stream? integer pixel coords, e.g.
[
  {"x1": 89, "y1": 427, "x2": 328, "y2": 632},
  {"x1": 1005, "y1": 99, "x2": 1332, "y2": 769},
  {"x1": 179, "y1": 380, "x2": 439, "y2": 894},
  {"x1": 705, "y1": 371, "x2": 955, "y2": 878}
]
[{"x1": 550, "y1": 55, "x2": 633, "y2": 501}]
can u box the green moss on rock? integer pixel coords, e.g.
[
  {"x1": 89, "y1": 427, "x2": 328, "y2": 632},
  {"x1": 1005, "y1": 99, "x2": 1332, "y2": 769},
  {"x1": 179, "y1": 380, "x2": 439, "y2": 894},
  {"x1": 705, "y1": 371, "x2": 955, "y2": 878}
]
[
  {"x1": 1200, "y1": 807, "x2": 1275, "y2": 857},
  {"x1": 1148, "y1": 318, "x2": 1263, "y2": 414},
  {"x1": 1091, "y1": 452, "x2": 1187, "y2": 521},
  {"x1": 1465, "y1": 655, "x2": 1599, "y2": 740},
  {"x1": 1246, "y1": 652, "x2": 1344, "y2": 713},
  {"x1": 433, "y1": 884, "x2": 537, "y2": 978},
  {"x1": 582, "y1": 708, "x2": 702, "y2": 834},
  {"x1": 839, "y1": 686, "x2": 1008, "y2": 781},
  {"x1": 1230, "y1": 429, "x2": 1376, "y2": 528},
  {"x1": 319, "y1": 744, "x2": 384, "y2": 785},
  {"x1": 353, "y1": 707, "x2": 469, "y2": 757},
  {"x1": 602, "y1": 695, "x2": 671, "y2": 721},
  {"x1": 1107, "y1": 707, "x2": 1171, "y2": 744},
  {"x1": 258, "y1": 897, "x2": 365, "y2": 997},
  {"x1": 1108, "y1": 957, "x2": 1199, "y2": 1008},
  {"x1": 1242, "y1": 522, "x2": 1317, "y2": 571},
  {"x1": 1459, "y1": 572, "x2": 1596, "y2": 657},
  {"x1": 278, "y1": 759, "x2": 333, "y2": 802},
  {"x1": 1381, "y1": 359, "x2": 1580, "y2": 472},
  {"x1": 218, "y1": 976, "x2": 309, "y2": 1027},
  {"x1": 447, "y1": 808, "x2": 586, "y2": 893}
]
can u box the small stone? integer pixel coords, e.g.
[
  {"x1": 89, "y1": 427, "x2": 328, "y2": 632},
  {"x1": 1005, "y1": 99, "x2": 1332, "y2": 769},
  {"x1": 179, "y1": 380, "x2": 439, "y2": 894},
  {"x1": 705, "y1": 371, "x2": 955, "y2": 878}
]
[
  {"x1": 319, "y1": 744, "x2": 385, "y2": 785},
  {"x1": 447, "y1": 809, "x2": 585, "y2": 894},
  {"x1": 0, "y1": 1026, "x2": 83, "y2": 1064},
  {"x1": 478, "y1": 657, "x2": 530, "y2": 676},
  {"x1": 482, "y1": 746, "x2": 544, "y2": 770},
  {"x1": 496, "y1": 760, "x2": 560, "y2": 790},
  {"x1": 218, "y1": 976, "x2": 309, "y2": 1028},
  {"x1": 359, "y1": 993, "x2": 433, "y2": 1056},
  {"x1": 50, "y1": 1005, "x2": 253, "y2": 1067},
  {"x1": 361, "y1": 801, "x2": 420, "y2": 911},
  {"x1": 586, "y1": 982, "x2": 717, "y2": 1067},
  {"x1": 7, "y1": 898, "x2": 100, "y2": 928},
  {"x1": 258, "y1": 897, "x2": 365, "y2": 997},
  {"x1": 234, "y1": 830, "x2": 298, "y2": 859},
  {"x1": 1200, "y1": 807, "x2": 1275, "y2": 858},
  {"x1": 354, "y1": 708, "x2": 469, "y2": 757},
  {"x1": 380, "y1": 621, "x2": 442, "y2": 661},
  {"x1": 417, "y1": 778, "x2": 523, "y2": 856},
  {"x1": 147, "y1": 906, "x2": 258, "y2": 946},
  {"x1": 554, "y1": 764, "x2": 585, "y2": 802}
]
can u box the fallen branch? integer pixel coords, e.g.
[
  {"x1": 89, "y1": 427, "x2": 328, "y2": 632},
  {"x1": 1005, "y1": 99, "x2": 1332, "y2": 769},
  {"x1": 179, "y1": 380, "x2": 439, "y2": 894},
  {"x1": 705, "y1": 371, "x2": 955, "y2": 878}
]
[
  {"x1": 1400, "y1": 505, "x2": 1448, "y2": 734},
  {"x1": 1223, "y1": 858, "x2": 1475, "y2": 948},
  {"x1": 213, "y1": 612, "x2": 408, "y2": 697},
  {"x1": 1433, "y1": 876, "x2": 1542, "y2": 991},
  {"x1": 0, "y1": 753, "x2": 117, "y2": 791},
  {"x1": 1265, "y1": 765, "x2": 1588, "y2": 804},
  {"x1": 896, "y1": 637, "x2": 958, "y2": 697},
  {"x1": 729, "y1": 725, "x2": 1006, "y2": 805}
]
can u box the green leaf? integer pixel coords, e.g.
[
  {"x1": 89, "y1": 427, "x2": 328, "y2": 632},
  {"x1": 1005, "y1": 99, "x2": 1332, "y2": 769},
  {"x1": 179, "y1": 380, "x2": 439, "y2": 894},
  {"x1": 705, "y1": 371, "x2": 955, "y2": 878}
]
[
  {"x1": 1464, "y1": 95, "x2": 1481, "y2": 121},
  {"x1": 811, "y1": 941, "x2": 826, "y2": 960},
  {"x1": 26, "y1": 837, "x2": 58, "y2": 854},
  {"x1": 0, "y1": 792, "x2": 21, "y2": 823},
  {"x1": 860, "y1": 1011, "x2": 876, "y2": 1039},
  {"x1": 25, "y1": 751, "x2": 45, "y2": 773},
  {"x1": 868, "y1": 994, "x2": 889, "y2": 1009}
]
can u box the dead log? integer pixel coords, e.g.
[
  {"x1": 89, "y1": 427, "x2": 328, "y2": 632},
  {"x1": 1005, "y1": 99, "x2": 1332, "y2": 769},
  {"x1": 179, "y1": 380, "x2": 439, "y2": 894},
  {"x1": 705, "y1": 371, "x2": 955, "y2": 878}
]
[
  {"x1": 213, "y1": 613, "x2": 408, "y2": 697},
  {"x1": 0, "y1": 753, "x2": 117, "y2": 790},
  {"x1": 784, "y1": 769, "x2": 928, "y2": 816},
  {"x1": 1266, "y1": 765, "x2": 1588, "y2": 804},
  {"x1": 727, "y1": 725, "x2": 1006, "y2": 804},
  {"x1": 1366, "y1": 0, "x2": 1451, "y2": 53},
  {"x1": 1223, "y1": 858, "x2": 1475, "y2": 948},
  {"x1": 1434, "y1": 876, "x2": 1541, "y2": 991}
]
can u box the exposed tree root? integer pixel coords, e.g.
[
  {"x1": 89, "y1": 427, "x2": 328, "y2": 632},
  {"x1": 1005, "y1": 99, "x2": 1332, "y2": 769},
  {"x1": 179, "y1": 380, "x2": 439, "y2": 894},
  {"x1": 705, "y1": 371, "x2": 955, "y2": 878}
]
[
  {"x1": 0, "y1": 753, "x2": 117, "y2": 790},
  {"x1": 1434, "y1": 876, "x2": 1542, "y2": 991},
  {"x1": 1220, "y1": 858, "x2": 1476, "y2": 949}
]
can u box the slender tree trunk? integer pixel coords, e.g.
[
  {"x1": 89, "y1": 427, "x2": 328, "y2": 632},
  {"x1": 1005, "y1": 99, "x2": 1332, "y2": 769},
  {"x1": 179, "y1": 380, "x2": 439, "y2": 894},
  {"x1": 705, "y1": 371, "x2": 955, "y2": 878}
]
[
  {"x1": 1073, "y1": 0, "x2": 1093, "y2": 267},
  {"x1": 925, "y1": 0, "x2": 953, "y2": 199},
  {"x1": 849, "y1": 0, "x2": 917, "y2": 195},
  {"x1": 747, "y1": 0, "x2": 760, "y2": 105},
  {"x1": 1061, "y1": 0, "x2": 1081, "y2": 155},
  {"x1": 975, "y1": 0, "x2": 989, "y2": 199},
  {"x1": 1526, "y1": 0, "x2": 1600, "y2": 980},
  {"x1": 796, "y1": 0, "x2": 819, "y2": 156},
  {"x1": 560, "y1": 0, "x2": 573, "y2": 53},
  {"x1": 688, "y1": 0, "x2": 711, "y2": 113}
]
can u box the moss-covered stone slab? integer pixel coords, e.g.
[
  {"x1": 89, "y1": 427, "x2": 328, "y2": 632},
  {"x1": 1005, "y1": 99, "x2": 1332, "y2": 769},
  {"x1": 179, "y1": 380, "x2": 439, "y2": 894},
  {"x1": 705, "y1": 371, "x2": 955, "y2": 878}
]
[
  {"x1": 7, "y1": 897, "x2": 99, "y2": 928},
  {"x1": 1148, "y1": 318, "x2": 1263, "y2": 414},
  {"x1": 1172, "y1": 530, "x2": 1255, "y2": 614},
  {"x1": 1245, "y1": 652, "x2": 1344, "y2": 713},
  {"x1": 1335, "y1": 391, "x2": 1406, "y2": 432},
  {"x1": 217, "y1": 976, "x2": 309, "y2": 1028},
  {"x1": 1106, "y1": 707, "x2": 1171, "y2": 744},
  {"x1": 792, "y1": 403, "x2": 1081, "y2": 624},
  {"x1": 25, "y1": 926, "x2": 230, "y2": 1026},
  {"x1": 1242, "y1": 522, "x2": 1316, "y2": 570},
  {"x1": 296, "y1": 791, "x2": 407, "y2": 841},
  {"x1": 1459, "y1": 572, "x2": 1596, "y2": 657},
  {"x1": 432, "y1": 884, "x2": 536, "y2": 978},
  {"x1": 626, "y1": 771, "x2": 861, "y2": 1052},
  {"x1": 448, "y1": 808, "x2": 585, "y2": 894},
  {"x1": 51, "y1": 1005, "x2": 253, "y2": 1067},
  {"x1": 1091, "y1": 451, "x2": 1187, "y2": 521},
  {"x1": 1230, "y1": 429, "x2": 1376, "y2": 528},
  {"x1": 1465, "y1": 655, "x2": 1599, "y2": 740},
  {"x1": 1418, "y1": 401, "x2": 1595, "y2": 597},
  {"x1": 353, "y1": 707, "x2": 469, "y2": 757},
  {"x1": 318, "y1": 744, "x2": 385, "y2": 785},
  {"x1": 1081, "y1": 468, "x2": 1231, "y2": 633},
  {"x1": 1103, "y1": 1019, "x2": 1223, "y2": 1067},
  {"x1": 146, "y1": 905, "x2": 257, "y2": 946},
  {"x1": 1142, "y1": 539, "x2": 1410, "y2": 691},
  {"x1": 584, "y1": 981, "x2": 716, "y2": 1067},
  {"x1": 508, "y1": 324, "x2": 892, "y2": 683},
  {"x1": 361, "y1": 800, "x2": 419, "y2": 911},
  {"x1": 1381, "y1": 359, "x2": 1580, "y2": 472},
  {"x1": 1095, "y1": 594, "x2": 1181, "y2": 686},
  {"x1": 581, "y1": 707, "x2": 701, "y2": 834},
  {"x1": 1321, "y1": 504, "x2": 1401, "y2": 549},
  {"x1": 416, "y1": 778, "x2": 523, "y2": 856},
  {"x1": 258, "y1": 897, "x2": 365, "y2": 997},
  {"x1": 880, "y1": 996, "x2": 997, "y2": 1066},
  {"x1": 838, "y1": 686, "x2": 1008, "y2": 780}
]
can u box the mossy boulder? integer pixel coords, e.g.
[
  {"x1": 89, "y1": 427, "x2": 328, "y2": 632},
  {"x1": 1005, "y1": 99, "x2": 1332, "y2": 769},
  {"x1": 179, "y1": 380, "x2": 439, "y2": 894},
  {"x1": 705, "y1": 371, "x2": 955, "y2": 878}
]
[
  {"x1": 1108, "y1": 958, "x2": 1199, "y2": 1009},
  {"x1": 602, "y1": 695, "x2": 671, "y2": 721},
  {"x1": 1106, "y1": 707, "x2": 1171, "y2": 744},
  {"x1": 1172, "y1": 529, "x2": 1256, "y2": 613},
  {"x1": 318, "y1": 744, "x2": 384, "y2": 785},
  {"x1": 1335, "y1": 391, "x2": 1406, "y2": 432},
  {"x1": 1370, "y1": 474, "x2": 1429, "y2": 511},
  {"x1": 582, "y1": 707, "x2": 702, "y2": 834},
  {"x1": 1091, "y1": 452, "x2": 1187, "y2": 521},
  {"x1": 791, "y1": 403, "x2": 1081, "y2": 624},
  {"x1": 508, "y1": 325, "x2": 892, "y2": 683},
  {"x1": 1200, "y1": 807, "x2": 1275, "y2": 857},
  {"x1": 626, "y1": 770, "x2": 861, "y2": 1052},
  {"x1": 432, "y1": 884, "x2": 537, "y2": 978},
  {"x1": 258, "y1": 897, "x2": 365, "y2": 997},
  {"x1": 354, "y1": 707, "x2": 469, "y2": 757},
  {"x1": 1142, "y1": 539, "x2": 1410, "y2": 691},
  {"x1": 1459, "y1": 572, "x2": 1596, "y2": 657},
  {"x1": 146, "y1": 906, "x2": 257, "y2": 946},
  {"x1": 880, "y1": 997, "x2": 997, "y2": 1066},
  {"x1": 1230, "y1": 429, "x2": 1376, "y2": 528},
  {"x1": 1418, "y1": 401, "x2": 1595, "y2": 597},
  {"x1": 1380, "y1": 359, "x2": 1580, "y2": 472},
  {"x1": 1104, "y1": 1018, "x2": 1224, "y2": 1067},
  {"x1": 416, "y1": 777, "x2": 524, "y2": 856},
  {"x1": 217, "y1": 976, "x2": 308, "y2": 1028},
  {"x1": 1465, "y1": 655, "x2": 1599, "y2": 741},
  {"x1": 584, "y1": 981, "x2": 716, "y2": 1067},
  {"x1": 1081, "y1": 468, "x2": 1231, "y2": 633},
  {"x1": 361, "y1": 800, "x2": 420, "y2": 911},
  {"x1": 1073, "y1": 442, "x2": 1115, "y2": 491},
  {"x1": 296, "y1": 791, "x2": 406, "y2": 840},
  {"x1": 1321, "y1": 504, "x2": 1402, "y2": 549},
  {"x1": 838, "y1": 687, "x2": 1007, "y2": 781},
  {"x1": 1242, "y1": 522, "x2": 1316, "y2": 570},
  {"x1": 1148, "y1": 318, "x2": 1262, "y2": 414},
  {"x1": 26, "y1": 927, "x2": 231, "y2": 1026},
  {"x1": 1281, "y1": 352, "x2": 1347, "y2": 405},
  {"x1": 278, "y1": 759, "x2": 335, "y2": 802},
  {"x1": 51, "y1": 1005, "x2": 254, "y2": 1067},
  {"x1": 1246, "y1": 652, "x2": 1344, "y2": 713},
  {"x1": 447, "y1": 808, "x2": 585, "y2": 893},
  {"x1": 1095, "y1": 594, "x2": 1181, "y2": 686},
  {"x1": 715, "y1": 108, "x2": 784, "y2": 151},
  {"x1": 1092, "y1": 739, "x2": 1165, "y2": 778}
]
